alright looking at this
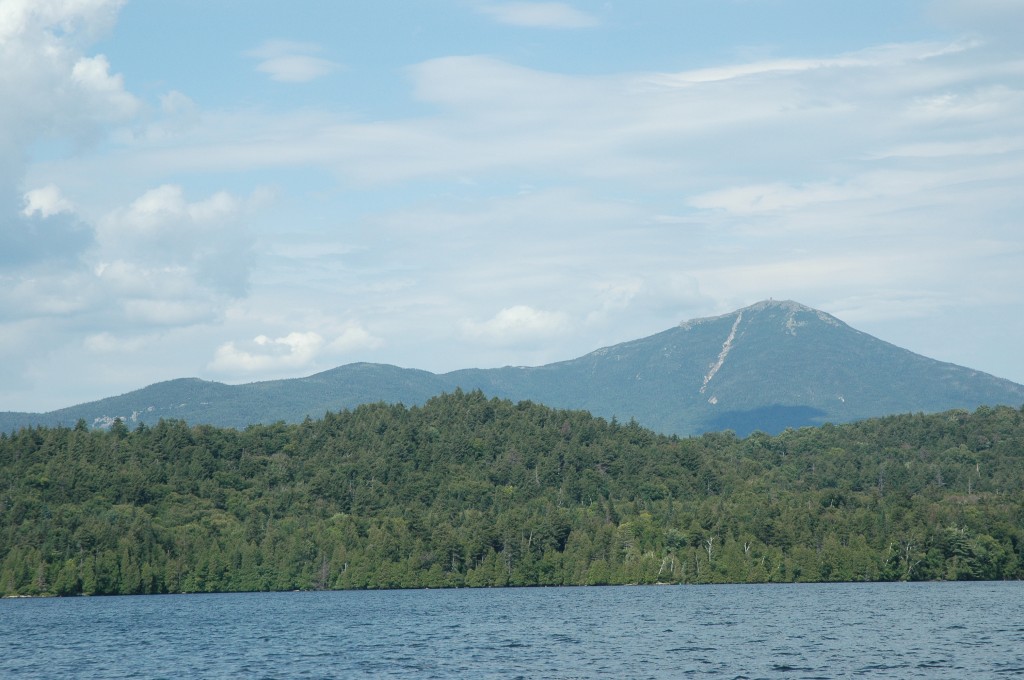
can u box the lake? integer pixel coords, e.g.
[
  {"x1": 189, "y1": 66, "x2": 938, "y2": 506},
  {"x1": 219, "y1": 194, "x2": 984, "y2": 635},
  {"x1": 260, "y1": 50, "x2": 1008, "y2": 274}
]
[{"x1": 2, "y1": 582, "x2": 1022, "y2": 678}]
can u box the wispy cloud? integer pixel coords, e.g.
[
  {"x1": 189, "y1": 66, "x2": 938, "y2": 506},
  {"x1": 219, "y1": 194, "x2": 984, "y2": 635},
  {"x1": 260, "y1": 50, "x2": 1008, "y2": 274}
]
[
  {"x1": 246, "y1": 40, "x2": 342, "y2": 83},
  {"x1": 474, "y1": 1, "x2": 599, "y2": 28},
  {"x1": 646, "y1": 40, "x2": 977, "y2": 86},
  {"x1": 80, "y1": 37, "x2": 1000, "y2": 191}
]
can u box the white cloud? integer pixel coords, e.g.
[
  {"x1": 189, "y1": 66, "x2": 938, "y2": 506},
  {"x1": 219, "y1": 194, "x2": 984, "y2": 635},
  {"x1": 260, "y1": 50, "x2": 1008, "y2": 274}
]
[
  {"x1": 647, "y1": 40, "x2": 976, "y2": 87},
  {"x1": 70, "y1": 36, "x2": 998, "y2": 192},
  {"x1": 904, "y1": 85, "x2": 1023, "y2": 121},
  {"x1": 121, "y1": 299, "x2": 218, "y2": 326},
  {"x1": 93, "y1": 260, "x2": 193, "y2": 296},
  {"x1": 0, "y1": 1, "x2": 137, "y2": 150},
  {"x1": 691, "y1": 254, "x2": 920, "y2": 301},
  {"x1": 1, "y1": 181, "x2": 253, "y2": 373},
  {"x1": 94, "y1": 184, "x2": 250, "y2": 297},
  {"x1": 161, "y1": 90, "x2": 198, "y2": 117},
  {"x1": 687, "y1": 160, "x2": 1024, "y2": 228},
  {"x1": 2, "y1": 269, "x2": 95, "y2": 317},
  {"x1": 475, "y1": 2, "x2": 599, "y2": 28},
  {"x1": 462, "y1": 305, "x2": 569, "y2": 344},
  {"x1": 584, "y1": 279, "x2": 643, "y2": 324},
  {"x1": 327, "y1": 323, "x2": 383, "y2": 353},
  {"x1": 257, "y1": 55, "x2": 340, "y2": 83},
  {"x1": 210, "y1": 331, "x2": 325, "y2": 373},
  {"x1": 101, "y1": 184, "x2": 238, "y2": 234},
  {"x1": 827, "y1": 293, "x2": 952, "y2": 325},
  {"x1": 246, "y1": 40, "x2": 342, "y2": 83},
  {"x1": 208, "y1": 321, "x2": 382, "y2": 377},
  {"x1": 683, "y1": 238, "x2": 1022, "y2": 323},
  {"x1": 0, "y1": 0, "x2": 136, "y2": 269},
  {"x1": 22, "y1": 184, "x2": 74, "y2": 218},
  {"x1": 84, "y1": 332, "x2": 148, "y2": 353},
  {"x1": 866, "y1": 136, "x2": 1024, "y2": 159},
  {"x1": 71, "y1": 54, "x2": 139, "y2": 119},
  {"x1": 930, "y1": 0, "x2": 1024, "y2": 38},
  {"x1": 0, "y1": 0, "x2": 123, "y2": 44}
]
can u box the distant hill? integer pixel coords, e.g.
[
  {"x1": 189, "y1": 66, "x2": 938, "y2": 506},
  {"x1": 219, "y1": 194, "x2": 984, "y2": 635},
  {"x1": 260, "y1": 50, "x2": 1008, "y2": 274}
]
[{"x1": 3, "y1": 300, "x2": 1022, "y2": 436}]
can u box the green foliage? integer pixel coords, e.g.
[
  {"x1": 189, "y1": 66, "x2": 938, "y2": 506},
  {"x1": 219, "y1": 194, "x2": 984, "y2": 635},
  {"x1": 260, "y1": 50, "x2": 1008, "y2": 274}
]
[{"x1": 2, "y1": 394, "x2": 1023, "y2": 596}]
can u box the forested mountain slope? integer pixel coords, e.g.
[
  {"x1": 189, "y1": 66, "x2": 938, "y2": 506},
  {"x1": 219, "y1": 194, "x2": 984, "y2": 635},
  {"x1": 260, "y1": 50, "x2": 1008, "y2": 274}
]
[
  {"x1": 3, "y1": 301, "x2": 1023, "y2": 436},
  {"x1": 2, "y1": 393, "x2": 1022, "y2": 596}
]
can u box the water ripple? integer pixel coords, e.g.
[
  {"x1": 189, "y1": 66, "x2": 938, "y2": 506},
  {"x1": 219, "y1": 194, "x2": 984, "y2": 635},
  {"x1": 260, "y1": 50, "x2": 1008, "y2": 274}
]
[{"x1": 1, "y1": 582, "x2": 1022, "y2": 678}]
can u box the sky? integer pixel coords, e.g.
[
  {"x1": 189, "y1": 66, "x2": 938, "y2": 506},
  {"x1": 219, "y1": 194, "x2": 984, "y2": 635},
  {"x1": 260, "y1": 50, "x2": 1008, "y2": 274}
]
[{"x1": 2, "y1": 0, "x2": 1024, "y2": 413}]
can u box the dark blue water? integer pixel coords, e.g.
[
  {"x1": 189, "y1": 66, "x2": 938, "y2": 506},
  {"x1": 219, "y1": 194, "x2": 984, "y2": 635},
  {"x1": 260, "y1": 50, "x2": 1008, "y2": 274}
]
[{"x1": 2, "y1": 582, "x2": 1022, "y2": 678}]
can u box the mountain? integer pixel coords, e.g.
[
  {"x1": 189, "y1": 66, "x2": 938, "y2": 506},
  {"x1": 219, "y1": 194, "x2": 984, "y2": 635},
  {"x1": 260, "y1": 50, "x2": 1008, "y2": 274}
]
[
  {"x1": 444, "y1": 299, "x2": 1024, "y2": 434},
  {"x1": 3, "y1": 300, "x2": 1023, "y2": 436},
  {"x1": 0, "y1": 365, "x2": 451, "y2": 432}
]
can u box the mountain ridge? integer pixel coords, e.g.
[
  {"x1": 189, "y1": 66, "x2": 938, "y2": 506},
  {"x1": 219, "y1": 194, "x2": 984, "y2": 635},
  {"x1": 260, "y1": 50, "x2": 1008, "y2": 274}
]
[{"x1": 3, "y1": 300, "x2": 1022, "y2": 436}]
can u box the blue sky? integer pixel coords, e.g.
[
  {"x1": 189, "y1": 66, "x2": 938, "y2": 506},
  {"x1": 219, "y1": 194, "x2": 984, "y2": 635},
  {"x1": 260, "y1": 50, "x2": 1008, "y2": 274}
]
[{"x1": 3, "y1": 0, "x2": 1024, "y2": 412}]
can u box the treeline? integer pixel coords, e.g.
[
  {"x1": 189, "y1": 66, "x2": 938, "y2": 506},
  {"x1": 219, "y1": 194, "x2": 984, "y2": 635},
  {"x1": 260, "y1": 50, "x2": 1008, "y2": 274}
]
[{"x1": 2, "y1": 391, "x2": 1023, "y2": 596}]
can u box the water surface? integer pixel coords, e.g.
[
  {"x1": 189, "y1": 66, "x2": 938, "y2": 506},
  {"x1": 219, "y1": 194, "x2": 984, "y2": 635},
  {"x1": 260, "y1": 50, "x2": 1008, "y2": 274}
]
[{"x1": 2, "y1": 582, "x2": 1022, "y2": 678}]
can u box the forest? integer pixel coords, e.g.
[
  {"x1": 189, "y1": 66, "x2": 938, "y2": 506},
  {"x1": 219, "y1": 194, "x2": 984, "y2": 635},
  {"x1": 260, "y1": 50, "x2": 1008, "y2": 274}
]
[{"x1": 2, "y1": 390, "x2": 1023, "y2": 596}]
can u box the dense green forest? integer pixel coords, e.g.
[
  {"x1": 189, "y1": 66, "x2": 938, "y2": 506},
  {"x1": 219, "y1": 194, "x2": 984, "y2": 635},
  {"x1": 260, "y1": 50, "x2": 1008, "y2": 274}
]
[{"x1": 2, "y1": 391, "x2": 1023, "y2": 596}]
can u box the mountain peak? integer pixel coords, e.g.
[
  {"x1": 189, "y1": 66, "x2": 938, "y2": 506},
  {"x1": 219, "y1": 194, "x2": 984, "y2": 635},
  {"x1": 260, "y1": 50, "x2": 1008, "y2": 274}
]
[
  {"x1": 743, "y1": 298, "x2": 813, "y2": 313},
  {"x1": 679, "y1": 300, "x2": 842, "y2": 332}
]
